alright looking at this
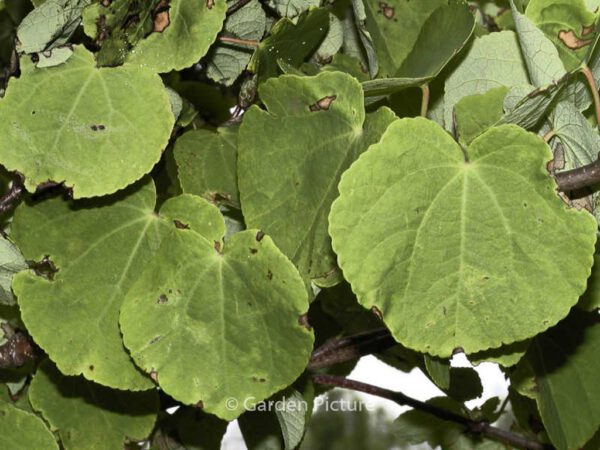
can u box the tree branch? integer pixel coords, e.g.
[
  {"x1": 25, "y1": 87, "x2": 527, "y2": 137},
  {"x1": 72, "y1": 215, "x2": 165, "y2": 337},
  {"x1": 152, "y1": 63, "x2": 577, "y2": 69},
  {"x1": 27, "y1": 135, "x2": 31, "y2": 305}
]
[
  {"x1": 311, "y1": 374, "x2": 552, "y2": 450},
  {"x1": 308, "y1": 328, "x2": 396, "y2": 370},
  {"x1": 554, "y1": 156, "x2": 600, "y2": 192}
]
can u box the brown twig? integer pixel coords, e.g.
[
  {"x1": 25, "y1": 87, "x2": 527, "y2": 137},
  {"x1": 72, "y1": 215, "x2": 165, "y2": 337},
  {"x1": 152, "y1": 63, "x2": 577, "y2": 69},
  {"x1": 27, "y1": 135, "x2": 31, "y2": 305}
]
[
  {"x1": 311, "y1": 374, "x2": 552, "y2": 450},
  {"x1": 554, "y1": 155, "x2": 600, "y2": 192},
  {"x1": 420, "y1": 84, "x2": 430, "y2": 118},
  {"x1": 218, "y1": 36, "x2": 259, "y2": 47},
  {"x1": 308, "y1": 328, "x2": 396, "y2": 370},
  {"x1": 227, "y1": 0, "x2": 253, "y2": 15}
]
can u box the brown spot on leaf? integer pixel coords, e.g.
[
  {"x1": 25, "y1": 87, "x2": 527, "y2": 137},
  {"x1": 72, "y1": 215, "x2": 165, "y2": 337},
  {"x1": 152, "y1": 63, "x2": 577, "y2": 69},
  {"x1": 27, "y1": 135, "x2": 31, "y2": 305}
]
[
  {"x1": 89, "y1": 365, "x2": 94, "y2": 371},
  {"x1": 378, "y1": 2, "x2": 395, "y2": 19},
  {"x1": 249, "y1": 248, "x2": 258, "y2": 254},
  {"x1": 150, "y1": 370, "x2": 158, "y2": 382},
  {"x1": 30, "y1": 53, "x2": 39, "y2": 63},
  {"x1": 174, "y1": 219, "x2": 189, "y2": 229},
  {"x1": 206, "y1": 0, "x2": 214, "y2": 8},
  {"x1": 157, "y1": 294, "x2": 168, "y2": 304},
  {"x1": 153, "y1": 10, "x2": 170, "y2": 32},
  {"x1": 309, "y1": 95, "x2": 337, "y2": 112},
  {"x1": 582, "y1": 25, "x2": 595, "y2": 36},
  {"x1": 195, "y1": 400, "x2": 204, "y2": 408},
  {"x1": 267, "y1": 269, "x2": 273, "y2": 280},
  {"x1": 90, "y1": 124, "x2": 106, "y2": 131},
  {"x1": 101, "y1": 0, "x2": 111, "y2": 6},
  {"x1": 452, "y1": 347, "x2": 464, "y2": 355},
  {"x1": 214, "y1": 241, "x2": 222, "y2": 253},
  {"x1": 548, "y1": 146, "x2": 565, "y2": 172},
  {"x1": 149, "y1": 335, "x2": 161, "y2": 345},
  {"x1": 255, "y1": 230, "x2": 265, "y2": 242},
  {"x1": 298, "y1": 314, "x2": 311, "y2": 330},
  {"x1": 558, "y1": 29, "x2": 593, "y2": 49}
]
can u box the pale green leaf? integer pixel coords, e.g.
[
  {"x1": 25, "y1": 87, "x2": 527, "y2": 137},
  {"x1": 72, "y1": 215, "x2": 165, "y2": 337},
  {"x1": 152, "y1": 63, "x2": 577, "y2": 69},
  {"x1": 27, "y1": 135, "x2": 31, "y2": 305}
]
[
  {"x1": 526, "y1": 0, "x2": 596, "y2": 71},
  {"x1": 0, "y1": 401, "x2": 59, "y2": 450},
  {"x1": 120, "y1": 227, "x2": 313, "y2": 420},
  {"x1": 127, "y1": 0, "x2": 227, "y2": 73},
  {"x1": 549, "y1": 100, "x2": 600, "y2": 169},
  {"x1": 16, "y1": 0, "x2": 90, "y2": 54},
  {"x1": 499, "y1": 82, "x2": 567, "y2": 130},
  {"x1": 510, "y1": 0, "x2": 567, "y2": 86},
  {"x1": 238, "y1": 72, "x2": 396, "y2": 287},
  {"x1": 206, "y1": 0, "x2": 266, "y2": 86},
  {"x1": 513, "y1": 310, "x2": 600, "y2": 450},
  {"x1": 174, "y1": 125, "x2": 239, "y2": 207},
  {"x1": 11, "y1": 180, "x2": 216, "y2": 390},
  {"x1": 0, "y1": 236, "x2": 27, "y2": 306},
  {"x1": 275, "y1": 388, "x2": 312, "y2": 450},
  {"x1": 349, "y1": 0, "x2": 378, "y2": 78},
  {"x1": 266, "y1": 0, "x2": 319, "y2": 18},
  {"x1": 329, "y1": 117, "x2": 597, "y2": 357},
  {"x1": 29, "y1": 360, "x2": 158, "y2": 450},
  {"x1": 444, "y1": 31, "x2": 530, "y2": 129},
  {"x1": 0, "y1": 46, "x2": 174, "y2": 198},
  {"x1": 315, "y1": 13, "x2": 344, "y2": 63}
]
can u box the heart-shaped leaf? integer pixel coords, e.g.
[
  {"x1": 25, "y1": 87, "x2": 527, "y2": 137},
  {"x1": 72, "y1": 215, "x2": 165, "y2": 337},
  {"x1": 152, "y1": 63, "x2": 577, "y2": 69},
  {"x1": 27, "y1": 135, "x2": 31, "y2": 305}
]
[
  {"x1": 329, "y1": 117, "x2": 596, "y2": 357},
  {"x1": 0, "y1": 46, "x2": 174, "y2": 198},
  {"x1": 29, "y1": 360, "x2": 158, "y2": 450},
  {"x1": 0, "y1": 401, "x2": 58, "y2": 450},
  {"x1": 11, "y1": 180, "x2": 223, "y2": 389},
  {"x1": 127, "y1": 0, "x2": 227, "y2": 73},
  {"x1": 120, "y1": 227, "x2": 313, "y2": 420},
  {"x1": 238, "y1": 72, "x2": 396, "y2": 288}
]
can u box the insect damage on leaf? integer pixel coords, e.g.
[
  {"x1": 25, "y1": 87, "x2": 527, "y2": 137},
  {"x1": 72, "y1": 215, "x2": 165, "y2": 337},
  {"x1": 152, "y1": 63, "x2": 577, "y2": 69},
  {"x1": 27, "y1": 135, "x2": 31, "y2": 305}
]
[
  {"x1": 309, "y1": 95, "x2": 337, "y2": 111},
  {"x1": 558, "y1": 29, "x2": 594, "y2": 49}
]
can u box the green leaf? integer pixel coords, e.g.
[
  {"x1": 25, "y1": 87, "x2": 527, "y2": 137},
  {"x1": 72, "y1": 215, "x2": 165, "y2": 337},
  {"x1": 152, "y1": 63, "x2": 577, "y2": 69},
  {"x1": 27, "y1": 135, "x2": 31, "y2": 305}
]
[
  {"x1": 266, "y1": 0, "x2": 319, "y2": 18},
  {"x1": 0, "y1": 236, "x2": 27, "y2": 306},
  {"x1": 526, "y1": 0, "x2": 596, "y2": 72},
  {"x1": 0, "y1": 46, "x2": 174, "y2": 198},
  {"x1": 361, "y1": 76, "x2": 430, "y2": 97},
  {"x1": 81, "y1": 0, "x2": 162, "y2": 67},
  {"x1": 329, "y1": 117, "x2": 597, "y2": 357},
  {"x1": 510, "y1": 0, "x2": 567, "y2": 86},
  {"x1": 248, "y1": 8, "x2": 329, "y2": 82},
  {"x1": 0, "y1": 400, "x2": 59, "y2": 450},
  {"x1": 454, "y1": 86, "x2": 509, "y2": 146},
  {"x1": 423, "y1": 357, "x2": 483, "y2": 402},
  {"x1": 16, "y1": 0, "x2": 90, "y2": 54},
  {"x1": 173, "y1": 125, "x2": 240, "y2": 207},
  {"x1": 512, "y1": 310, "x2": 600, "y2": 450},
  {"x1": 206, "y1": 0, "x2": 267, "y2": 86},
  {"x1": 170, "y1": 407, "x2": 228, "y2": 450},
  {"x1": 444, "y1": 31, "x2": 530, "y2": 129},
  {"x1": 127, "y1": 0, "x2": 227, "y2": 73},
  {"x1": 238, "y1": 72, "x2": 396, "y2": 287},
  {"x1": 396, "y1": 1, "x2": 474, "y2": 80},
  {"x1": 29, "y1": 360, "x2": 158, "y2": 450},
  {"x1": 364, "y1": 0, "x2": 443, "y2": 78},
  {"x1": 469, "y1": 339, "x2": 530, "y2": 367},
  {"x1": 275, "y1": 387, "x2": 313, "y2": 450},
  {"x1": 120, "y1": 227, "x2": 314, "y2": 420},
  {"x1": 579, "y1": 242, "x2": 600, "y2": 311},
  {"x1": 364, "y1": 0, "x2": 474, "y2": 79},
  {"x1": 348, "y1": 0, "x2": 379, "y2": 78},
  {"x1": 10, "y1": 180, "x2": 199, "y2": 390}
]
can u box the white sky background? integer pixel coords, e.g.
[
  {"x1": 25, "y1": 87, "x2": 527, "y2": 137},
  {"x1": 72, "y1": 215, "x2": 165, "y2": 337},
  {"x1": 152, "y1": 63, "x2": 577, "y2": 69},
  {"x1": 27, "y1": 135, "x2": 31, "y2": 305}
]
[{"x1": 221, "y1": 354, "x2": 510, "y2": 450}]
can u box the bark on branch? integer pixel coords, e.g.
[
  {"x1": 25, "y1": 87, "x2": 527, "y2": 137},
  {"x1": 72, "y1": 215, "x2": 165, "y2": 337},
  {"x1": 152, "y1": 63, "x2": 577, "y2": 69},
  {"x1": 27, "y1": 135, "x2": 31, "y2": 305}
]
[
  {"x1": 311, "y1": 374, "x2": 552, "y2": 450},
  {"x1": 554, "y1": 156, "x2": 600, "y2": 192}
]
